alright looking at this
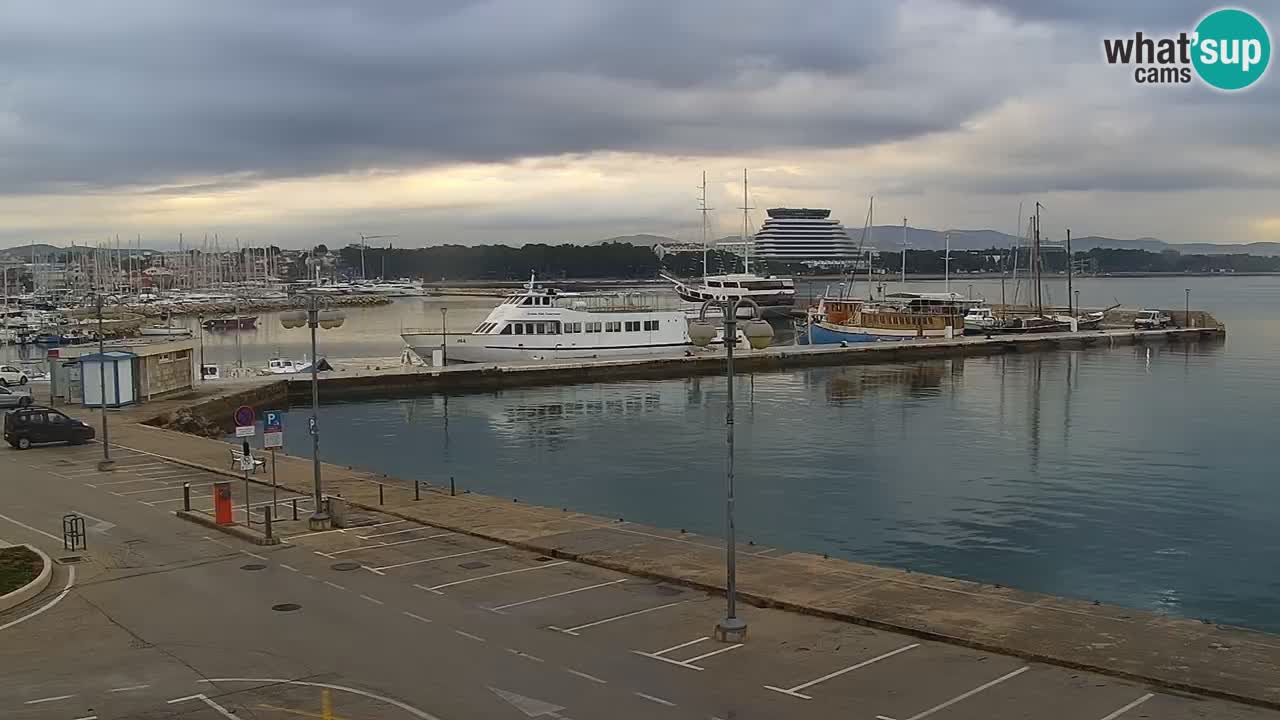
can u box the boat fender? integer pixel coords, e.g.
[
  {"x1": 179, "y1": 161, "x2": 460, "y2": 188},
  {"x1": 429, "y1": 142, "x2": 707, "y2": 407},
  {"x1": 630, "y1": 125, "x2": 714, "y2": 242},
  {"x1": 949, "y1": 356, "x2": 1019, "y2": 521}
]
[{"x1": 840, "y1": 341, "x2": 849, "y2": 348}]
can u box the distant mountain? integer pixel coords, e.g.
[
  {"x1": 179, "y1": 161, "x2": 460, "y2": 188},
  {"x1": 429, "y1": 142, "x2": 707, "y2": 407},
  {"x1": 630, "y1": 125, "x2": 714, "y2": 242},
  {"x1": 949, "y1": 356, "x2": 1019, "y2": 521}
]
[
  {"x1": 0, "y1": 243, "x2": 65, "y2": 260},
  {"x1": 825, "y1": 227, "x2": 1280, "y2": 257}
]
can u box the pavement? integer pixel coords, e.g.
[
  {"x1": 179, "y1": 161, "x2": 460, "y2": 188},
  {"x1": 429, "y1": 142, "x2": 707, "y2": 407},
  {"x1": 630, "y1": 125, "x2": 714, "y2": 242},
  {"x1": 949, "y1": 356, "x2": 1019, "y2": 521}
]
[{"x1": 4, "y1": 439, "x2": 1280, "y2": 719}]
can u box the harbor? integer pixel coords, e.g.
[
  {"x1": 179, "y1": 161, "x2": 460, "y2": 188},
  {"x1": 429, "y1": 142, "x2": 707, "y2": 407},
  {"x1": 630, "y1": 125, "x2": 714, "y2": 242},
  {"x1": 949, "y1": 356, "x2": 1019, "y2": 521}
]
[{"x1": 77, "y1": 364, "x2": 1280, "y2": 710}]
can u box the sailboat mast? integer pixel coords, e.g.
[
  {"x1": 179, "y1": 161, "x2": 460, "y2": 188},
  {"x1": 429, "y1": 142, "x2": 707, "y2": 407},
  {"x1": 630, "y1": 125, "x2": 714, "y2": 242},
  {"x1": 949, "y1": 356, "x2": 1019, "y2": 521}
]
[
  {"x1": 699, "y1": 171, "x2": 711, "y2": 281},
  {"x1": 944, "y1": 231, "x2": 951, "y2": 294},
  {"x1": 901, "y1": 218, "x2": 907, "y2": 284},
  {"x1": 1066, "y1": 227, "x2": 1073, "y2": 317},
  {"x1": 740, "y1": 168, "x2": 752, "y2": 274},
  {"x1": 1033, "y1": 202, "x2": 1043, "y2": 315}
]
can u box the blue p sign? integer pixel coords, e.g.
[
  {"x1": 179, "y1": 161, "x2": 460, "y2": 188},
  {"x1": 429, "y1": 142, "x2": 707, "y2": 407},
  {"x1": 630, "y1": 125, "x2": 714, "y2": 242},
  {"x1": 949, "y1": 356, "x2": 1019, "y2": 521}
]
[{"x1": 264, "y1": 410, "x2": 283, "y2": 433}]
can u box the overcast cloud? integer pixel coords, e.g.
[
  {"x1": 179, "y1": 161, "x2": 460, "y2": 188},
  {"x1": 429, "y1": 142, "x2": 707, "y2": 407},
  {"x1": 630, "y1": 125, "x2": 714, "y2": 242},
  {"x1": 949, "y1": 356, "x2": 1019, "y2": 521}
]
[{"x1": 0, "y1": 0, "x2": 1276, "y2": 248}]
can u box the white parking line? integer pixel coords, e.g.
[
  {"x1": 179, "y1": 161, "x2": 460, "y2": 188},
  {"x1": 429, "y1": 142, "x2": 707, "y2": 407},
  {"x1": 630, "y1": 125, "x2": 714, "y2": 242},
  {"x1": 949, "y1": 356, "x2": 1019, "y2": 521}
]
[
  {"x1": 488, "y1": 578, "x2": 626, "y2": 612},
  {"x1": 117, "y1": 482, "x2": 215, "y2": 495},
  {"x1": 680, "y1": 643, "x2": 743, "y2": 667},
  {"x1": 282, "y1": 519, "x2": 402, "y2": 541},
  {"x1": 403, "y1": 611, "x2": 433, "y2": 624},
  {"x1": 1098, "y1": 693, "x2": 1154, "y2": 720},
  {"x1": 416, "y1": 560, "x2": 569, "y2": 594},
  {"x1": 168, "y1": 693, "x2": 237, "y2": 719},
  {"x1": 324, "y1": 532, "x2": 456, "y2": 555},
  {"x1": 108, "y1": 684, "x2": 151, "y2": 693},
  {"x1": 765, "y1": 643, "x2": 919, "y2": 699},
  {"x1": 373, "y1": 546, "x2": 503, "y2": 572},
  {"x1": 324, "y1": 581, "x2": 347, "y2": 591},
  {"x1": 0, "y1": 512, "x2": 64, "y2": 544},
  {"x1": 360, "y1": 594, "x2": 385, "y2": 606},
  {"x1": 874, "y1": 666, "x2": 1030, "y2": 720},
  {"x1": 550, "y1": 599, "x2": 684, "y2": 635},
  {"x1": 93, "y1": 476, "x2": 168, "y2": 487},
  {"x1": 455, "y1": 630, "x2": 486, "y2": 642},
  {"x1": 143, "y1": 496, "x2": 201, "y2": 506},
  {"x1": 357, "y1": 526, "x2": 432, "y2": 540},
  {"x1": 634, "y1": 692, "x2": 676, "y2": 707},
  {"x1": 24, "y1": 694, "x2": 75, "y2": 705},
  {"x1": 566, "y1": 668, "x2": 607, "y2": 684}
]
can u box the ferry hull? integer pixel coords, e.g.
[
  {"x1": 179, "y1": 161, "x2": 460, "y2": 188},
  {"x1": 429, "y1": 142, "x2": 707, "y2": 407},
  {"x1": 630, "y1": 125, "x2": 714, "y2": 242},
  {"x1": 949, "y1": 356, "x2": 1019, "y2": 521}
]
[{"x1": 402, "y1": 333, "x2": 693, "y2": 364}]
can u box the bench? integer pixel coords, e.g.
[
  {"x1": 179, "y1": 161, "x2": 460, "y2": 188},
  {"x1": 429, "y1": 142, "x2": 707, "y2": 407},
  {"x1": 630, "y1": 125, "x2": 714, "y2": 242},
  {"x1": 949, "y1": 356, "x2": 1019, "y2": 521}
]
[{"x1": 229, "y1": 448, "x2": 266, "y2": 474}]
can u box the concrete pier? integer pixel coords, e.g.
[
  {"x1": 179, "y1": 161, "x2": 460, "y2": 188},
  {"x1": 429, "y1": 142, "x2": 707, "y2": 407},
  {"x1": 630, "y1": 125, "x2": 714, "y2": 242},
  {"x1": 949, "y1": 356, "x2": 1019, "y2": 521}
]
[{"x1": 288, "y1": 324, "x2": 1225, "y2": 402}]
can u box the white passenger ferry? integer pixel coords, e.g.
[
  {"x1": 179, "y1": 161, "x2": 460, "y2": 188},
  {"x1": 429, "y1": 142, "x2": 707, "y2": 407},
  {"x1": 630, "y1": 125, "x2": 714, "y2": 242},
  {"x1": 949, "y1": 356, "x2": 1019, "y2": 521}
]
[{"x1": 402, "y1": 278, "x2": 723, "y2": 364}]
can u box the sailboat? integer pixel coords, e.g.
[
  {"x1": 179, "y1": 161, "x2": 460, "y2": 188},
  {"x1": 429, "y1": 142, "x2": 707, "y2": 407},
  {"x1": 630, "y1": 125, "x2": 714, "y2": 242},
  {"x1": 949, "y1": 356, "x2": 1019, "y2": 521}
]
[
  {"x1": 980, "y1": 203, "x2": 1069, "y2": 334},
  {"x1": 662, "y1": 170, "x2": 796, "y2": 313}
]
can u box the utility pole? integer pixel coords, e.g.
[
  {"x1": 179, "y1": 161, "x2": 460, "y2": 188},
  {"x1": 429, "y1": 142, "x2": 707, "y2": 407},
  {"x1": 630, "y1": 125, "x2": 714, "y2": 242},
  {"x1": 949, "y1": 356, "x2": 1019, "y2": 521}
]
[{"x1": 1066, "y1": 228, "x2": 1073, "y2": 317}]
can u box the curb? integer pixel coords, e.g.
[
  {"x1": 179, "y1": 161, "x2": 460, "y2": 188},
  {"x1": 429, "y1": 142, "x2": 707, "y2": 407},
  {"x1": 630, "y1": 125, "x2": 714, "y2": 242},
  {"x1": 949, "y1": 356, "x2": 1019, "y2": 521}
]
[
  {"x1": 0, "y1": 544, "x2": 53, "y2": 613},
  {"x1": 174, "y1": 510, "x2": 281, "y2": 546}
]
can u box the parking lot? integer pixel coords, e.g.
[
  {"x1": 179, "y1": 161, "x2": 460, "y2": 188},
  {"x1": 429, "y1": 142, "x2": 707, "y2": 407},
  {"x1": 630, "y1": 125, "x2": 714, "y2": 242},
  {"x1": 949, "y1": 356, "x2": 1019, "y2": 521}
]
[
  {"x1": 22, "y1": 442, "x2": 315, "y2": 532},
  {"x1": 284, "y1": 513, "x2": 1274, "y2": 719},
  {"x1": 17, "y1": 441, "x2": 1280, "y2": 720}
]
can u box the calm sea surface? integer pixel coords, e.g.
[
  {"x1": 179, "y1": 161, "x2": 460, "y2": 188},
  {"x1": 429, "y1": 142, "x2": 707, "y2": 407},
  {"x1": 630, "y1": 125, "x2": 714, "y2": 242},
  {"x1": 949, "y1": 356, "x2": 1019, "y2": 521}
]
[{"x1": 13, "y1": 277, "x2": 1279, "y2": 630}]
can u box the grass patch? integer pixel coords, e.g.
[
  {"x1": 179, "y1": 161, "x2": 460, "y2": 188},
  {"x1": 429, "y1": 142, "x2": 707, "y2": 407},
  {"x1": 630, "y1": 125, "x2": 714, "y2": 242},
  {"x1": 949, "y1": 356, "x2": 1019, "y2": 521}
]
[{"x1": 0, "y1": 546, "x2": 42, "y2": 595}]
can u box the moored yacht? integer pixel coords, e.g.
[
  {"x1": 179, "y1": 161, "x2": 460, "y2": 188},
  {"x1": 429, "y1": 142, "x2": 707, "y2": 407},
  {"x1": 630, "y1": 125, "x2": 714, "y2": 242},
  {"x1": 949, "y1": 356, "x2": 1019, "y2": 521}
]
[{"x1": 402, "y1": 277, "x2": 734, "y2": 364}]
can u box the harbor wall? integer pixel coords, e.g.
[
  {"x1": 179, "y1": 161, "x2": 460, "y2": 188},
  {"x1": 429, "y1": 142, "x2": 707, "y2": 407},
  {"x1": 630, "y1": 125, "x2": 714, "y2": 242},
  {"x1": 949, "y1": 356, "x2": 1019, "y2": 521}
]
[{"x1": 288, "y1": 325, "x2": 1224, "y2": 403}]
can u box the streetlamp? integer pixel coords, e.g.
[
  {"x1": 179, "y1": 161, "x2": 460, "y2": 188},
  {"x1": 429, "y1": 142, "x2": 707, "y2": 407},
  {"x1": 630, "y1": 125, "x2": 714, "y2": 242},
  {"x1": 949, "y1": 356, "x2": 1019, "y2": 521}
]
[
  {"x1": 440, "y1": 307, "x2": 448, "y2": 365},
  {"x1": 280, "y1": 294, "x2": 345, "y2": 529},
  {"x1": 196, "y1": 314, "x2": 205, "y2": 382},
  {"x1": 95, "y1": 294, "x2": 113, "y2": 471},
  {"x1": 1185, "y1": 288, "x2": 1191, "y2": 329},
  {"x1": 687, "y1": 297, "x2": 773, "y2": 643}
]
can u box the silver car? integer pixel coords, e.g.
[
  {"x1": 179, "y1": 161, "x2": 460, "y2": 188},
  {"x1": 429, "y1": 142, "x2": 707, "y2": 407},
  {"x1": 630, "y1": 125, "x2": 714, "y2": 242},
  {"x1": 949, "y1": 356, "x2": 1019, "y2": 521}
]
[{"x1": 0, "y1": 386, "x2": 33, "y2": 409}]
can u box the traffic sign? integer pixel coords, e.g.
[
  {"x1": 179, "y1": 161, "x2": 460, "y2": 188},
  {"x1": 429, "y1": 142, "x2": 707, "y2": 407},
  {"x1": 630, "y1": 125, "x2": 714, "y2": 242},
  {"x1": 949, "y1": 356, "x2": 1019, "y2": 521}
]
[
  {"x1": 308, "y1": 416, "x2": 317, "y2": 436},
  {"x1": 263, "y1": 409, "x2": 284, "y2": 447},
  {"x1": 235, "y1": 425, "x2": 256, "y2": 438},
  {"x1": 240, "y1": 454, "x2": 257, "y2": 472},
  {"x1": 233, "y1": 405, "x2": 255, "y2": 427}
]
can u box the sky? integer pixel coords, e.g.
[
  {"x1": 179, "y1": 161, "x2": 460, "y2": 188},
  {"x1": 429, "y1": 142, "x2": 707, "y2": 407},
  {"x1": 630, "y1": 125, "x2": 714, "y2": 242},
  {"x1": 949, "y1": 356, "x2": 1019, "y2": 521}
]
[{"x1": 1, "y1": 0, "x2": 1277, "y2": 250}]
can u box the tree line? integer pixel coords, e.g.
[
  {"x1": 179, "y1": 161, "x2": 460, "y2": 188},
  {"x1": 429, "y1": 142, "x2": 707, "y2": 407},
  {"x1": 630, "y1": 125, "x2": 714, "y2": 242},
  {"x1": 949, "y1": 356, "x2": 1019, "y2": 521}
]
[{"x1": 317, "y1": 242, "x2": 1280, "y2": 281}]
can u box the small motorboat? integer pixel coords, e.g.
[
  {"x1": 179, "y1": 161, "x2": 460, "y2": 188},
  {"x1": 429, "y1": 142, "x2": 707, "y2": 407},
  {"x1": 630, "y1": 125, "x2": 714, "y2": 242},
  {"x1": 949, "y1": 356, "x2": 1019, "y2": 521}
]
[{"x1": 202, "y1": 316, "x2": 258, "y2": 331}]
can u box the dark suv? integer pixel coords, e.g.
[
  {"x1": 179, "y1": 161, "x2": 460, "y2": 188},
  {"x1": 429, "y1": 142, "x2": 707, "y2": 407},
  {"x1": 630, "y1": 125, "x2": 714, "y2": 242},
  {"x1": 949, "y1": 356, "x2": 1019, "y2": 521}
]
[{"x1": 4, "y1": 406, "x2": 95, "y2": 449}]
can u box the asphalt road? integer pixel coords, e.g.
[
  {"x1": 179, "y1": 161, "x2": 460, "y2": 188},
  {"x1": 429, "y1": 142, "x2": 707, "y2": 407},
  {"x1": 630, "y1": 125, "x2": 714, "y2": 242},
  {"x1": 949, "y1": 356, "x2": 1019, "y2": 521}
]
[{"x1": 2, "y1": 440, "x2": 1278, "y2": 720}]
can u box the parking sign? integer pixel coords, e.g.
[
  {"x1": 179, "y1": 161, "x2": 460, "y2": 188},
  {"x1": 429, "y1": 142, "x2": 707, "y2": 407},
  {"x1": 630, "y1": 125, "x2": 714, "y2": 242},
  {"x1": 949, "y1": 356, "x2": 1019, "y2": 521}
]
[{"x1": 263, "y1": 410, "x2": 284, "y2": 448}]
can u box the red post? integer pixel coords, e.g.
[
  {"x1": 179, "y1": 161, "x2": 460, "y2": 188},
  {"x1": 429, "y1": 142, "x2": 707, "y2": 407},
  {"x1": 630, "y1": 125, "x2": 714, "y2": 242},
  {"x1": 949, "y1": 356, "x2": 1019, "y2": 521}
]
[{"x1": 213, "y1": 481, "x2": 233, "y2": 525}]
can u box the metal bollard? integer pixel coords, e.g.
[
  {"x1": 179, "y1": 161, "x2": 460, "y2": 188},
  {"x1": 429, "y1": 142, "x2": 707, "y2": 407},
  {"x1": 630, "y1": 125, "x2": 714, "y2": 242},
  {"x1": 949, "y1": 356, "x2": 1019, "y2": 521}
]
[
  {"x1": 292, "y1": 498, "x2": 299, "y2": 521},
  {"x1": 183, "y1": 482, "x2": 191, "y2": 512},
  {"x1": 263, "y1": 506, "x2": 273, "y2": 540},
  {"x1": 414, "y1": 480, "x2": 420, "y2": 501},
  {"x1": 379, "y1": 483, "x2": 384, "y2": 505},
  {"x1": 450, "y1": 476, "x2": 455, "y2": 497}
]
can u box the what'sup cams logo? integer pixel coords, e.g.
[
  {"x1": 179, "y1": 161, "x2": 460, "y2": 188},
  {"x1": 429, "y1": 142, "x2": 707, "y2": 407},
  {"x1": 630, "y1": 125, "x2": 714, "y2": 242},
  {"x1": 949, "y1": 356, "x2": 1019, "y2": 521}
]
[{"x1": 1104, "y1": 8, "x2": 1270, "y2": 90}]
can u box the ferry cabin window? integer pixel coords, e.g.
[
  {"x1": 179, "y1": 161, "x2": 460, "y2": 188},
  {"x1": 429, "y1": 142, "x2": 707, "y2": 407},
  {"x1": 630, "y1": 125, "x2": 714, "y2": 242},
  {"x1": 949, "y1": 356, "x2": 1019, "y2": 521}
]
[
  {"x1": 586, "y1": 322, "x2": 602, "y2": 333},
  {"x1": 643, "y1": 320, "x2": 659, "y2": 331},
  {"x1": 500, "y1": 324, "x2": 512, "y2": 334},
  {"x1": 605, "y1": 321, "x2": 622, "y2": 332},
  {"x1": 514, "y1": 324, "x2": 524, "y2": 335},
  {"x1": 624, "y1": 321, "x2": 640, "y2": 332}
]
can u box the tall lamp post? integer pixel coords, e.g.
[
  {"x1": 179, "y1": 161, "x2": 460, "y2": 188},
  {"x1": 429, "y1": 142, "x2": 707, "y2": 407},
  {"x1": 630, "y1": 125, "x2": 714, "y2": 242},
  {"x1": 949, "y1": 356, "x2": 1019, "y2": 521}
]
[
  {"x1": 1185, "y1": 288, "x2": 1191, "y2": 329},
  {"x1": 440, "y1": 307, "x2": 448, "y2": 365},
  {"x1": 280, "y1": 294, "x2": 345, "y2": 529},
  {"x1": 196, "y1": 314, "x2": 205, "y2": 382},
  {"x1": 95, "y1": 294, "x2": 113, "y2": 471},
  {"x1": 687, "y1": 297, "x2": 773, "y2": 642}
]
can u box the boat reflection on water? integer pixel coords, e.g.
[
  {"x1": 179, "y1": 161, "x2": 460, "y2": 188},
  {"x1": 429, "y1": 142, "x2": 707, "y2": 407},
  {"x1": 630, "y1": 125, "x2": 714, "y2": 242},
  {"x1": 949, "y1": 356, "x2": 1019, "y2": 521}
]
[{"x1": 819, "y1": 363, "x2": 950, "y2": 404}]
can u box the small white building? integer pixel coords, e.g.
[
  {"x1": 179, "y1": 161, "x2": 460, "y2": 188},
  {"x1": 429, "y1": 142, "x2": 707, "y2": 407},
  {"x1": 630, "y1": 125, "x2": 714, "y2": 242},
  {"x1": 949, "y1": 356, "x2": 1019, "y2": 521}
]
[{"x1": 79, "y1": 351, "x2": 137, "y2": 408}]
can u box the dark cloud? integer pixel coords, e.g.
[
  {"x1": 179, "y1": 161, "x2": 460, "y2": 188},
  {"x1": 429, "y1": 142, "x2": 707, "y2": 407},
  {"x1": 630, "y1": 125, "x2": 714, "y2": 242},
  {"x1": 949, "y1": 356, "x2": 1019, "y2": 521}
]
[{"x1": 0, "y1": 0, "x2": 986, "y2": 193}]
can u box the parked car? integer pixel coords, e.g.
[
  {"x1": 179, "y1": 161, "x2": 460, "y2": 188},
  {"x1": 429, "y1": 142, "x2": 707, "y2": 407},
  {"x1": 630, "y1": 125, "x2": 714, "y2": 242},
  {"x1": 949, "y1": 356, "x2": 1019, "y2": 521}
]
[
  {"x1": 4, "y1": 406, "x2": 95, "y2": 449},
  {"x1": 0, "y1": 365, "x2": 29, "y2": 386},
  {"x1": 0, "y1": 387, "x2": 33, "y2": 409},
  {"x1": 1134, "y1": 309, "x2": 1172, "y2": 330}
]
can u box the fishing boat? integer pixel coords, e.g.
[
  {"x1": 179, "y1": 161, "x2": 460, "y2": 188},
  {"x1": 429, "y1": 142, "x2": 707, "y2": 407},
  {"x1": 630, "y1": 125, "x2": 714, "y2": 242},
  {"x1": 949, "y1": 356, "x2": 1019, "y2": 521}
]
[
  {"x1": 261, "y1": 357, "x2": 314, "y2": 375},
  {"x1": 401, "y1": 275, "x2": 737, "y2": 364},
  {"x1": 202, "y1": 316, "x2": 258, "y2": 330}
]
